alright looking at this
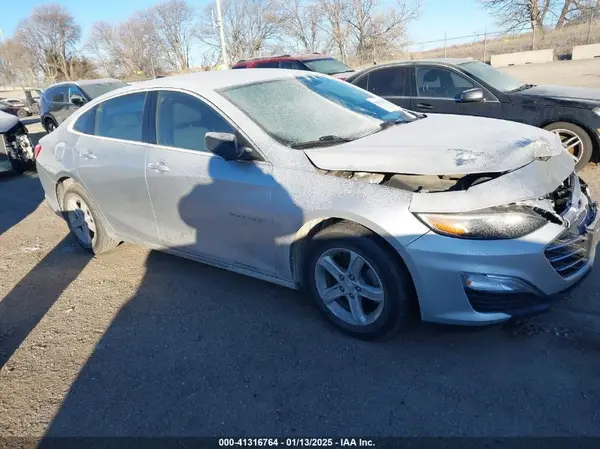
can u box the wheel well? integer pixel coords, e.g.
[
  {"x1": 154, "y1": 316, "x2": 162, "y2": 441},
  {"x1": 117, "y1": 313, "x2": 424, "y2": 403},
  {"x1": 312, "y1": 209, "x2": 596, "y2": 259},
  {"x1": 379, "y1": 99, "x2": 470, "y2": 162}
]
[
  {"x1": 55, "y1": 176, "x2": 74, "y2": 209},
  {"x1": 541, "y1": 119, "x2": 599, "y2": 163},
  {"x1": 290, "y1": 218, "x2": 416, "y2": 292}
]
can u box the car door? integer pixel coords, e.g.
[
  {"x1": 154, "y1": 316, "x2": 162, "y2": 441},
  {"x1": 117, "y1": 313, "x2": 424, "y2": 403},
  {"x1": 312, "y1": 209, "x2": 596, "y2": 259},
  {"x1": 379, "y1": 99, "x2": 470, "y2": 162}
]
[
  {"x1": 47, "y1": 85, "x2": 71, "y2": 124},
  {"x1": 358, "y1": 66, "x2": 412, "y2": 109},
  {"x1": 73, "y1": 91, "x2": 160, "y2": 245},
  {"x1": 145, "y1": 90, "x2": 277, "y2": 275},
  {"x1": 412, "y1": 65, "x2": 503, "y2": 118}
]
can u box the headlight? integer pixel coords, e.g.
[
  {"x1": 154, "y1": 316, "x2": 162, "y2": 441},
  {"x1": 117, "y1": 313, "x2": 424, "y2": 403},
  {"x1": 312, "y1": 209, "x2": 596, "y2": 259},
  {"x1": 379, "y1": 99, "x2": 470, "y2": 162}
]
[
  {"x1": 593, "y1": 107, "x2": 600, "y2": 117},
  {"x1": 415, "y1": 205, "x2": 548, "y2": 240}
]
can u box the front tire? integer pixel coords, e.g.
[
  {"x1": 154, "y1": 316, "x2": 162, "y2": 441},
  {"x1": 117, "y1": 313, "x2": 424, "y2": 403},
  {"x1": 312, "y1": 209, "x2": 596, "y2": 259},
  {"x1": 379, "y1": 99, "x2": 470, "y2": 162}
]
[
  {"x1": 61, "y1": 182, "x2": 119, "y2": 254},
  {"x1": 305, "y1": 222, "x2": 416, "y2": 340},
  {"x1": 8, "y1": 152, "x2": 28, "y2": 174},
  {"x1": 45, "y1": 117, "x2": 58, "y2": 133},
  {"x1": 544, "y1": 122, "x2": 593, "y2": 172}
]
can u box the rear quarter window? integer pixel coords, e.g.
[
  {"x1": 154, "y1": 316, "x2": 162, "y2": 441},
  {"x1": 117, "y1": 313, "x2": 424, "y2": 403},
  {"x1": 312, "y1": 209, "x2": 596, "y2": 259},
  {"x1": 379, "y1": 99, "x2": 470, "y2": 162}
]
[{"x1": 73, "y1": 107, "x2": 96, "y2": 135}]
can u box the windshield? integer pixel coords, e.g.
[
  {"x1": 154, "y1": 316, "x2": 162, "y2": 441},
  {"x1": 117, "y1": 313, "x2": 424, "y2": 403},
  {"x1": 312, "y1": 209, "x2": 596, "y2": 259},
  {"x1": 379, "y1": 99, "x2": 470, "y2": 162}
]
[
  {"x1": 459, "y1": 61, "x2": 525, "y2": 93},
  {"x1": 303, "y1": 58, "x2": 354, "y2": 75},
  {"x1": 220, "y1": 75, "x2": 416, "y2": 148},
  {"x1": 81, "y1": 81, "x2": 129, "y2": 99}
]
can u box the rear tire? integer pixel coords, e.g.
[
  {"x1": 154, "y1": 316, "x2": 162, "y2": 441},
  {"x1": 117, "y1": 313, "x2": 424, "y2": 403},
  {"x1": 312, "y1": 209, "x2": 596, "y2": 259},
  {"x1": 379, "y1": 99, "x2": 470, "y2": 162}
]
[
  {"x1": 543, "y1": 122, "x2": 593, "y2": 172},
  {"x1": 17, "y1": 108, "x2": 28, "y2": 118},
  {"x1": 61, "y1": 182, "x2": 119, "y2": 254},
  {"x1": 305, "y1": 222, "x2": 416, "y2": 340}
]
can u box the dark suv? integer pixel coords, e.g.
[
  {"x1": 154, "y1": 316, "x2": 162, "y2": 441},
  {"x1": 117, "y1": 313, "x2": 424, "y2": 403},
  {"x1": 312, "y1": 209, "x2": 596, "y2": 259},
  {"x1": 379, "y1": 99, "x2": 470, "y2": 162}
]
[
  {"x1": 40, "y1": 78, "x2": 128, "y2": 132},
  {"x1": 232, "y1": 53, "x2": 355, "y2": 80}
]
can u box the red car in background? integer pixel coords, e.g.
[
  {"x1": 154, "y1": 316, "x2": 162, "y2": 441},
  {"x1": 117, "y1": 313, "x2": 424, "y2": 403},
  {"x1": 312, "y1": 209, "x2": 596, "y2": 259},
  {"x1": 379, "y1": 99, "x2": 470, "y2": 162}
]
[{"x1": 232, "y1": 53, "x2": 355, "y2": 80}]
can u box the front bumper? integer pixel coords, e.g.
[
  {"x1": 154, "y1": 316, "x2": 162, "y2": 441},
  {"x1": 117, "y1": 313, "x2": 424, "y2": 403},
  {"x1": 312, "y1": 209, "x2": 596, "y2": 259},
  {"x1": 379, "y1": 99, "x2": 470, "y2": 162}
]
[{"x1": 405, "y1": 177, "x2": 599, "y2": 326}]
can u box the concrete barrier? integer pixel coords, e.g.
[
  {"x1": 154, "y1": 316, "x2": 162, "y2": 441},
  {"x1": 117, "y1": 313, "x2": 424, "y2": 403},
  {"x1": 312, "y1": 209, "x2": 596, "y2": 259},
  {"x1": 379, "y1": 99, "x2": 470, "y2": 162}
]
[
  {"x1": 491, "y1": 49, "x2": 554, "y2": 68},
  {"x1": 572, "y1": 43, "x2": 600, "y2": 60}
]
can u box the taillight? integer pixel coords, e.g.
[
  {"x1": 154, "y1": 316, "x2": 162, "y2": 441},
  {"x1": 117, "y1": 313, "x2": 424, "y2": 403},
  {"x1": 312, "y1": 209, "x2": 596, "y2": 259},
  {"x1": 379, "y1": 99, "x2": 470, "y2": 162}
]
[{"x1": 34, "y1": 144, "x2": 42, "y2": 159}]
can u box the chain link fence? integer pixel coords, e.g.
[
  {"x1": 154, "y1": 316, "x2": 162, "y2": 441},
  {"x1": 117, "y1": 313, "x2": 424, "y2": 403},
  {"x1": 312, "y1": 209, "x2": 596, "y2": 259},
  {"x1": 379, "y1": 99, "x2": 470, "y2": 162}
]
[{"x1": 368, "y1": 20, "x2": 600, "y2": 67}]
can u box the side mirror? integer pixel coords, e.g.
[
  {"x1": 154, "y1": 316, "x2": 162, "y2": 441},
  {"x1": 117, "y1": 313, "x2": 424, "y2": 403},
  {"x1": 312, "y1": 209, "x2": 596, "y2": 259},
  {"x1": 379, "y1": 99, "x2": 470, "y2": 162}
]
[
  {"x1": 205, "y1": 132, "x2": 244, "y2": 161},
  {"x1": 70, "y1": 94, "x2": 85, "y2": 106},
  {"x1": 460, "y1": 88, "x2": 484, "y2": 103}
]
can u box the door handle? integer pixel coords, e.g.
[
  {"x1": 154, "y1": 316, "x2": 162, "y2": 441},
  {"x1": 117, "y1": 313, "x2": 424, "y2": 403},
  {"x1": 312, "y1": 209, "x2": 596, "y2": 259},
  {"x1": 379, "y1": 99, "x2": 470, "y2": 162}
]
[
  {"x1": 416, "y1": 103, "x2": 434, "y2": 111},
  {"x1": 78, "y1": 150, "x2": 96, "y2": 159},
  {"x1": 147, "y1": 161, "x2": 170, "y2": 173}
]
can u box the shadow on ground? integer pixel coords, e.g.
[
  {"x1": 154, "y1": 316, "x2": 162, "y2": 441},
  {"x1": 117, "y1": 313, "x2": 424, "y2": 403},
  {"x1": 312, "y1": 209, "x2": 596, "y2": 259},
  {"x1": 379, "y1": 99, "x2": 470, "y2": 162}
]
[
  {"x1": 41, "y1": 157, "x2": 600, "y2": 437},
  {"x1": 0, "y1": 172, "x2": 44, "y2": 236},
  {"x1": 0, "y1": 236, "x2": 93, "y2": 369}
]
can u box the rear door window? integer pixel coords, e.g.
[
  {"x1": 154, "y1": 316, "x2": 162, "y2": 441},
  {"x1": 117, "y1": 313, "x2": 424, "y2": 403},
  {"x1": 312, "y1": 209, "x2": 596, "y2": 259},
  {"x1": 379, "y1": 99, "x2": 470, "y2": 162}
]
[
  {"x1": 255, "y1": 61, "x2": 279, "y2": 68},
  {"x1": 48, "y1": 86, "x2": 68, "y2": 103},
  {"x1": 93, "y1": 92, "x2": 147, "y2": 142},
  {"x1": 279, "y1": 60, "x2": 306, "y2": 70},
  {"x1": 367, "y1": 67, "x2": 411, "y2": 97}
]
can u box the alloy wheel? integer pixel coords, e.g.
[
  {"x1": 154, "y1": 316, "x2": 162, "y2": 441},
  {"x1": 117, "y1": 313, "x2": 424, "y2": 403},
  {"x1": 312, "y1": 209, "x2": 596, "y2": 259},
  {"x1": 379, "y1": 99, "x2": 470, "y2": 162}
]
[
  {"x1": 314, "y1": 248, "x2": 385, "y2": 326},
  {"x1": 65, "y1": 194, "x2": 97, "y2": 246},
  {"x1": 551, "y1": 128, "x2": 584, "y2": 162}
]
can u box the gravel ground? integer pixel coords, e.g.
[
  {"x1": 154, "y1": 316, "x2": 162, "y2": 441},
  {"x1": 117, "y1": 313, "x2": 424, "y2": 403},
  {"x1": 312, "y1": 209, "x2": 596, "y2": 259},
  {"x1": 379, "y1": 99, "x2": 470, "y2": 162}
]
[
  {"x1": 503, "y1": 59, "x2": 600, "y2": 88},
  {"x1": 1, "y1": 64, "x2": 600, "y2": 438}
]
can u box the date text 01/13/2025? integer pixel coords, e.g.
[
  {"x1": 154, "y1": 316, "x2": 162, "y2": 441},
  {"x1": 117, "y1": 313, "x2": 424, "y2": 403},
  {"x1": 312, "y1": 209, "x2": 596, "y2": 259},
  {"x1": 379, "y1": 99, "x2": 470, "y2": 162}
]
[{"x1": 218, "y1": 438, "x2": 376, "y2": 447}]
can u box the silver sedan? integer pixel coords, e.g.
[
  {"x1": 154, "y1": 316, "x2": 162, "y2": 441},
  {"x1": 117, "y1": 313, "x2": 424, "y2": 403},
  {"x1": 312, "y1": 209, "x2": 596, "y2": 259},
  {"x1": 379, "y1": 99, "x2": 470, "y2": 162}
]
[{"x1": 35, "y1": 69, "x2": 600, "y2": 339}]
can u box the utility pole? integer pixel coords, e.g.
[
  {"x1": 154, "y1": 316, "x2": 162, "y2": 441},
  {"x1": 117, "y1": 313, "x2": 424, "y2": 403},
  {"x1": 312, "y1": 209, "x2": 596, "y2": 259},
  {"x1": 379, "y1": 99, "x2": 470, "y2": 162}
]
[
  {"x1": 215, "y1": 0, "x2": 229, "y2": 69},
  {"x1": 483, "y1": 26, "x2": 487, "y2": 62},
  {"x1": 588, "y1": 0, "x2": 598, "y2": 45},
  {"x1": 444, "y1": 31, "x2": 447, "y2": 58}
]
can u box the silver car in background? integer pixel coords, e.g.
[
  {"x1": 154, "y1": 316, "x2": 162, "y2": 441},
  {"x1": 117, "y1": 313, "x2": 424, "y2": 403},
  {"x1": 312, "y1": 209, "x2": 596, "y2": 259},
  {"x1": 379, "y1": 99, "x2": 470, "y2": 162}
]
[{"x1": 35, "y1": 69, "x2": 600, "y2": 339}]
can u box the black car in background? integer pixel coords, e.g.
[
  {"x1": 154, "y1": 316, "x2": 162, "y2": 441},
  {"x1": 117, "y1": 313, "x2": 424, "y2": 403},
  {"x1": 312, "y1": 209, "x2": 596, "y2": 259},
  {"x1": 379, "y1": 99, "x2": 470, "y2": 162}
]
[
  {"x1": 40, "y1": 78, "x2": 128, "y2": 132},
  {"x1": 347, "y1": 58, "x2": 600, "y2": 171},
  {"x1": 0, "y1": 100, "x2": 20, "y2": 116}
]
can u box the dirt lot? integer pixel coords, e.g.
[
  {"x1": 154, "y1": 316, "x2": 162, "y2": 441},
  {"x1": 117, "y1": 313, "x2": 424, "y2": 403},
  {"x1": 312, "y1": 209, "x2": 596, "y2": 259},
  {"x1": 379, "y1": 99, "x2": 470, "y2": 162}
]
[
  {"x1": 503, "y1": 59, "x2": 600, "y2": 88},
  {"x1": 1, "y1": 61, "x2": 600, "y2": 438}
]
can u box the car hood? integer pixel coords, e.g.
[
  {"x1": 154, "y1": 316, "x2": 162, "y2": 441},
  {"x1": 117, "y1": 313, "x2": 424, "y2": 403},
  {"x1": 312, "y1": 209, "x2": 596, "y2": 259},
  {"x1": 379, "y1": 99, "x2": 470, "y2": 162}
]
[
  {"x1": 330, "y1": 71, "x2": 355, "y2": 80},
  {"x1": 0, "y1": 110, "x2": 19, "y2": 133},
  {"x1": 304, "y1": 114, "x2": 565, "y2": 175},
  {"x1": 514, "y1": 84, "x2": 600, "y2": 103}
]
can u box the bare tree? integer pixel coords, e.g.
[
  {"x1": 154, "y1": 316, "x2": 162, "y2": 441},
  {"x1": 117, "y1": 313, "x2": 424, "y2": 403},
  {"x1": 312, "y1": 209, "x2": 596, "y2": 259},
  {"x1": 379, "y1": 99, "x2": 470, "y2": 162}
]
[
  {"x1": 366, "y1": 0, "x2": 421, "y2": 62},
  {"x1": 199, "y1": 0, "x2": 285, "y2": 64},
  {"x1": 478, "y1": 0, "x2": 591, "y2": 31},
  {"x1": 281, "y1": 0, "x2": 325, "y2": 53},
  {"x1": 15, "y1": 4, "x2": 82, "y2": 81},
  {"x1": 87, "y1": 15, "x2": 165, "y2": 79},
  {"x1": 322, "y1": 0, "x2": 350, "y2": 61},
  {"x1": 147, "y1": 0, "x2": 196, "y2": 72},
  {"x1": 555, "y1": 0, "x2": 598, "y2": 26},
  {"x1": 479, "y1": 0, "x2": 552, "y2": 32}
]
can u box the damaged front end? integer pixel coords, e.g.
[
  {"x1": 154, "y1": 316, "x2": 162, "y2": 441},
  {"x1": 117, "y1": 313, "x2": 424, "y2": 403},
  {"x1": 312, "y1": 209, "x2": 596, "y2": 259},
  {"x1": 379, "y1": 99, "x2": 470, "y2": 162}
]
[
  {"x1": 317, "y1": 146, "x2": 593, "y2": 244},
  {"x1": 317, "y1": 169, "x2": 502, "y2": 193}
]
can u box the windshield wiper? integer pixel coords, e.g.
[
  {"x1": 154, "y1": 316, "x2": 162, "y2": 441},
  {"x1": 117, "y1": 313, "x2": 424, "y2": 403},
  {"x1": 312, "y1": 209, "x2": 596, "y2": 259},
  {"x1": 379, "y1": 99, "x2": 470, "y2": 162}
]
[
  {"x1": 291, "y1": 135, "x2": 353, "y2": 149},
  {"x1": 507, "y1": 83, "x2": 536, "y2": 93}
]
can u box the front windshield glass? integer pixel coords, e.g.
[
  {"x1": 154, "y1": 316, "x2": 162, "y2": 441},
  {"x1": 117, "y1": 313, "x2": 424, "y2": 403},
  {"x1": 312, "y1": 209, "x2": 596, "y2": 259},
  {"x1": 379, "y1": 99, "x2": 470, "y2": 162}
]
[
  {"x1": 82, "y1": 81, "x2": 129, "y2": 99},
  {"x1": 459, "y1": 61, "x2": 525, "y2": 92},
  {"x1": 220, "y1": 75, "x2": 416, "y2": 148},
  {"x1": 303, "y1": 58, "x2": 354, "y2": 75}
]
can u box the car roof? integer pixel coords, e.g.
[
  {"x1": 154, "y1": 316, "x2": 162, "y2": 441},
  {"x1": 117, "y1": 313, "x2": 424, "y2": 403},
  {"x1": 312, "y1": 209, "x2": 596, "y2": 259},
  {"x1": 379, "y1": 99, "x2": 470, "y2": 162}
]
[
  {"x1": 109, "y1": 69, "x2": 314, "y2": 96},
  {"x1": 347, "y1": 58, "x2": 477, "y2": 80},
  {"x1": 46, "y1": 78, "x2": 124, "y2": 89},
  {"x1": 235, "y1": 53, "x2": 333, "y2": 64}
]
